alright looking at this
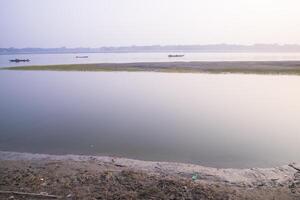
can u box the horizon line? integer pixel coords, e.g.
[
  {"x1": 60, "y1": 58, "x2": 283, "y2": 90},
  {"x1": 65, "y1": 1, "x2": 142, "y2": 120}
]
[{"x1": 3, "y1": 43, "x2": 300, "y2": 49}]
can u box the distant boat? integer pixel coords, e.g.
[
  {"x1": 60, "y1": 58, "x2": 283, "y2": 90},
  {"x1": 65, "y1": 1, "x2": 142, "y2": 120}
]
[
  {"x1": 9, "y1": 59, "x2": 30, "y2": 62},
  {"x1": 75, "y1": 56, "x2": 89, "y2": 58},
  {"x1": 168, "y1": 54, "x2": 184, "y2": 58}
]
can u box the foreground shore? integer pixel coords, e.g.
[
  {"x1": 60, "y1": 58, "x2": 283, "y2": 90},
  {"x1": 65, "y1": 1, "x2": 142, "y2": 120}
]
[
  {"x1": 3, "y1": 61, "x2": 300, "y2": 75},
  {"x1": 0, "y1": 151, "x2": 300, "y2": 199}
]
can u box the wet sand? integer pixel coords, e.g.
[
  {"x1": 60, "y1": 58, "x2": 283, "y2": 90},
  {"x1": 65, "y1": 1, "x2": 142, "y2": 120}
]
[
  {"x1": 3, "y1": 61, "x2": 300, "y2": 75},
  {"x1": 0, "y1": 151, "x2": 300, "y2": 199}
]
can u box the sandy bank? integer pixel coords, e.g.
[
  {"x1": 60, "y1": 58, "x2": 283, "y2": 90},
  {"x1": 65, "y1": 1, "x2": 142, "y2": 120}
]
[
  {"x1": 0, "y1": 151, "x2": 300, "y2": 199},
  {"x1": 3, "y1": 61, "x2": 300, "y2": 75}
]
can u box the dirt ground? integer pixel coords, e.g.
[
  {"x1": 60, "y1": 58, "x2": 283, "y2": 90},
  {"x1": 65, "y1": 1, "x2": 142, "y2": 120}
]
[{"x1": 0, "y1": 159, "x2": 300, "y2": 200}]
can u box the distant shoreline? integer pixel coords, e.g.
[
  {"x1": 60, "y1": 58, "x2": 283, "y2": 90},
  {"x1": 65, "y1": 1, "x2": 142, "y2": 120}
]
[
  {"x1": 2, "y1": 44, "x2": 300, "y2": 55},
  {"x1": 2, "y1": 61, "x2": 300, "y2": 75}
]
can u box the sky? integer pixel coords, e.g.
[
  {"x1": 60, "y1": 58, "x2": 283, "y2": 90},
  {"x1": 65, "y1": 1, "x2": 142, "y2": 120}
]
[{"x1": 1, "y1": 0, "x2": 300, "y2": 48}]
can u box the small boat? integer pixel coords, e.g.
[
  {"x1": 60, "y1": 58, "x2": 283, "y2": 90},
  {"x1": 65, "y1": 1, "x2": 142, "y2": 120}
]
[
  {"x1": 75, "y1": 56, "x2": 89, "y2": 58},
  {"x1": 9, "y1": 59, "x2": 30, "y2": 62},
  {"x1": 168, "y1": 54, "x2": 184, "y2": 58}
]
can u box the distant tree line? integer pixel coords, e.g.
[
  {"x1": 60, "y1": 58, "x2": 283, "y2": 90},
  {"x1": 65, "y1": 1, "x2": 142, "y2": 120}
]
[{"x1": 2, "y1": 44, "x2": 300, "y2": 54}]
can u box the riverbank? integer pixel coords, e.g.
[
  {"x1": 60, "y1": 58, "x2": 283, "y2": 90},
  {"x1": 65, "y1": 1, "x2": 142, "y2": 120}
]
[
  {"x1": 2, "y1": 61, "x2": 300, "y2": 75},
  {"x1": 0, "y1": 151, "x2": 299, "y2": 199}
]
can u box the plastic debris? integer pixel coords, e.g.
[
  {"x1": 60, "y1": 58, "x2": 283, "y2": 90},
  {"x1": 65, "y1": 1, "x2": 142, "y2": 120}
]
[{"x1": 192, "y1": 173, "x2": 198, "y2": 181}]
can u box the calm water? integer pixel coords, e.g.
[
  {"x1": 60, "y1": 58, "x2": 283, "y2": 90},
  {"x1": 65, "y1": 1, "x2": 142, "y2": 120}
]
[
  {"x1": 2, "y1": 52, "x2": 300, "y2": 68},
  {"x1": 0, "y1": 71, "x2": 300, "y2": 168}
]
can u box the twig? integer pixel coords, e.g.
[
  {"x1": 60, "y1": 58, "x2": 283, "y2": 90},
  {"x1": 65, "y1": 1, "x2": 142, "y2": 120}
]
[
  {"x1": 0, "y1": 190, "x2": 60, "y2": 199},
  {"x1": 288, "y1": 164, "x2": 300, "y2": 172},
  {"x1": 114, "y1": 164, "x2": 125, "y2": 167}
]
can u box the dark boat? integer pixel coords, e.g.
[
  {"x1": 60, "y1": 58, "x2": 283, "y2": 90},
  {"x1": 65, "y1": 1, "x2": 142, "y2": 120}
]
[
  {"x1": 168, "y1": 54, "x2": 184, "y2": 58},
  {"x1": 75, "y1": 56, "x2": 89, "y2": 58},
  {"x1": 9, "y1": 59, "x2": 30, "y2": 62}
]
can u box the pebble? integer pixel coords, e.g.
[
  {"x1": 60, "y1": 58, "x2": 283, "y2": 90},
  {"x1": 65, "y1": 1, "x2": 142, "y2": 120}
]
[
  {"x1": 67, "y1": 193, "x2": 72, "y2": 198},
  {"x1": 41, "y1": 182, "x2": 47, "y2": 186}
]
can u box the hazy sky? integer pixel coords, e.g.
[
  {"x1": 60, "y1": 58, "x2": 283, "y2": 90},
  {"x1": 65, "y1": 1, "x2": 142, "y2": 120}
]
[{"x1": 1, "y1": 0, "x2": 300, "y2": 48}]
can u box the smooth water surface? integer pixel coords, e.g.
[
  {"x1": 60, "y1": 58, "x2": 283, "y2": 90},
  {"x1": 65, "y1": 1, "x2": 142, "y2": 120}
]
[
  {"x1": 0, "y1": 71, "x2": 300, "y2": 168},
  {"x1": 2, "y1": 52, "x2": 300, "y2": 68}
]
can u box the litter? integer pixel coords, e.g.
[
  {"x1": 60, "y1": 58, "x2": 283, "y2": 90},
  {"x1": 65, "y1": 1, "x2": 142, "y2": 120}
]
[{"x1": 192, "y1": 173, "x2": 198, "y2": 181}]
